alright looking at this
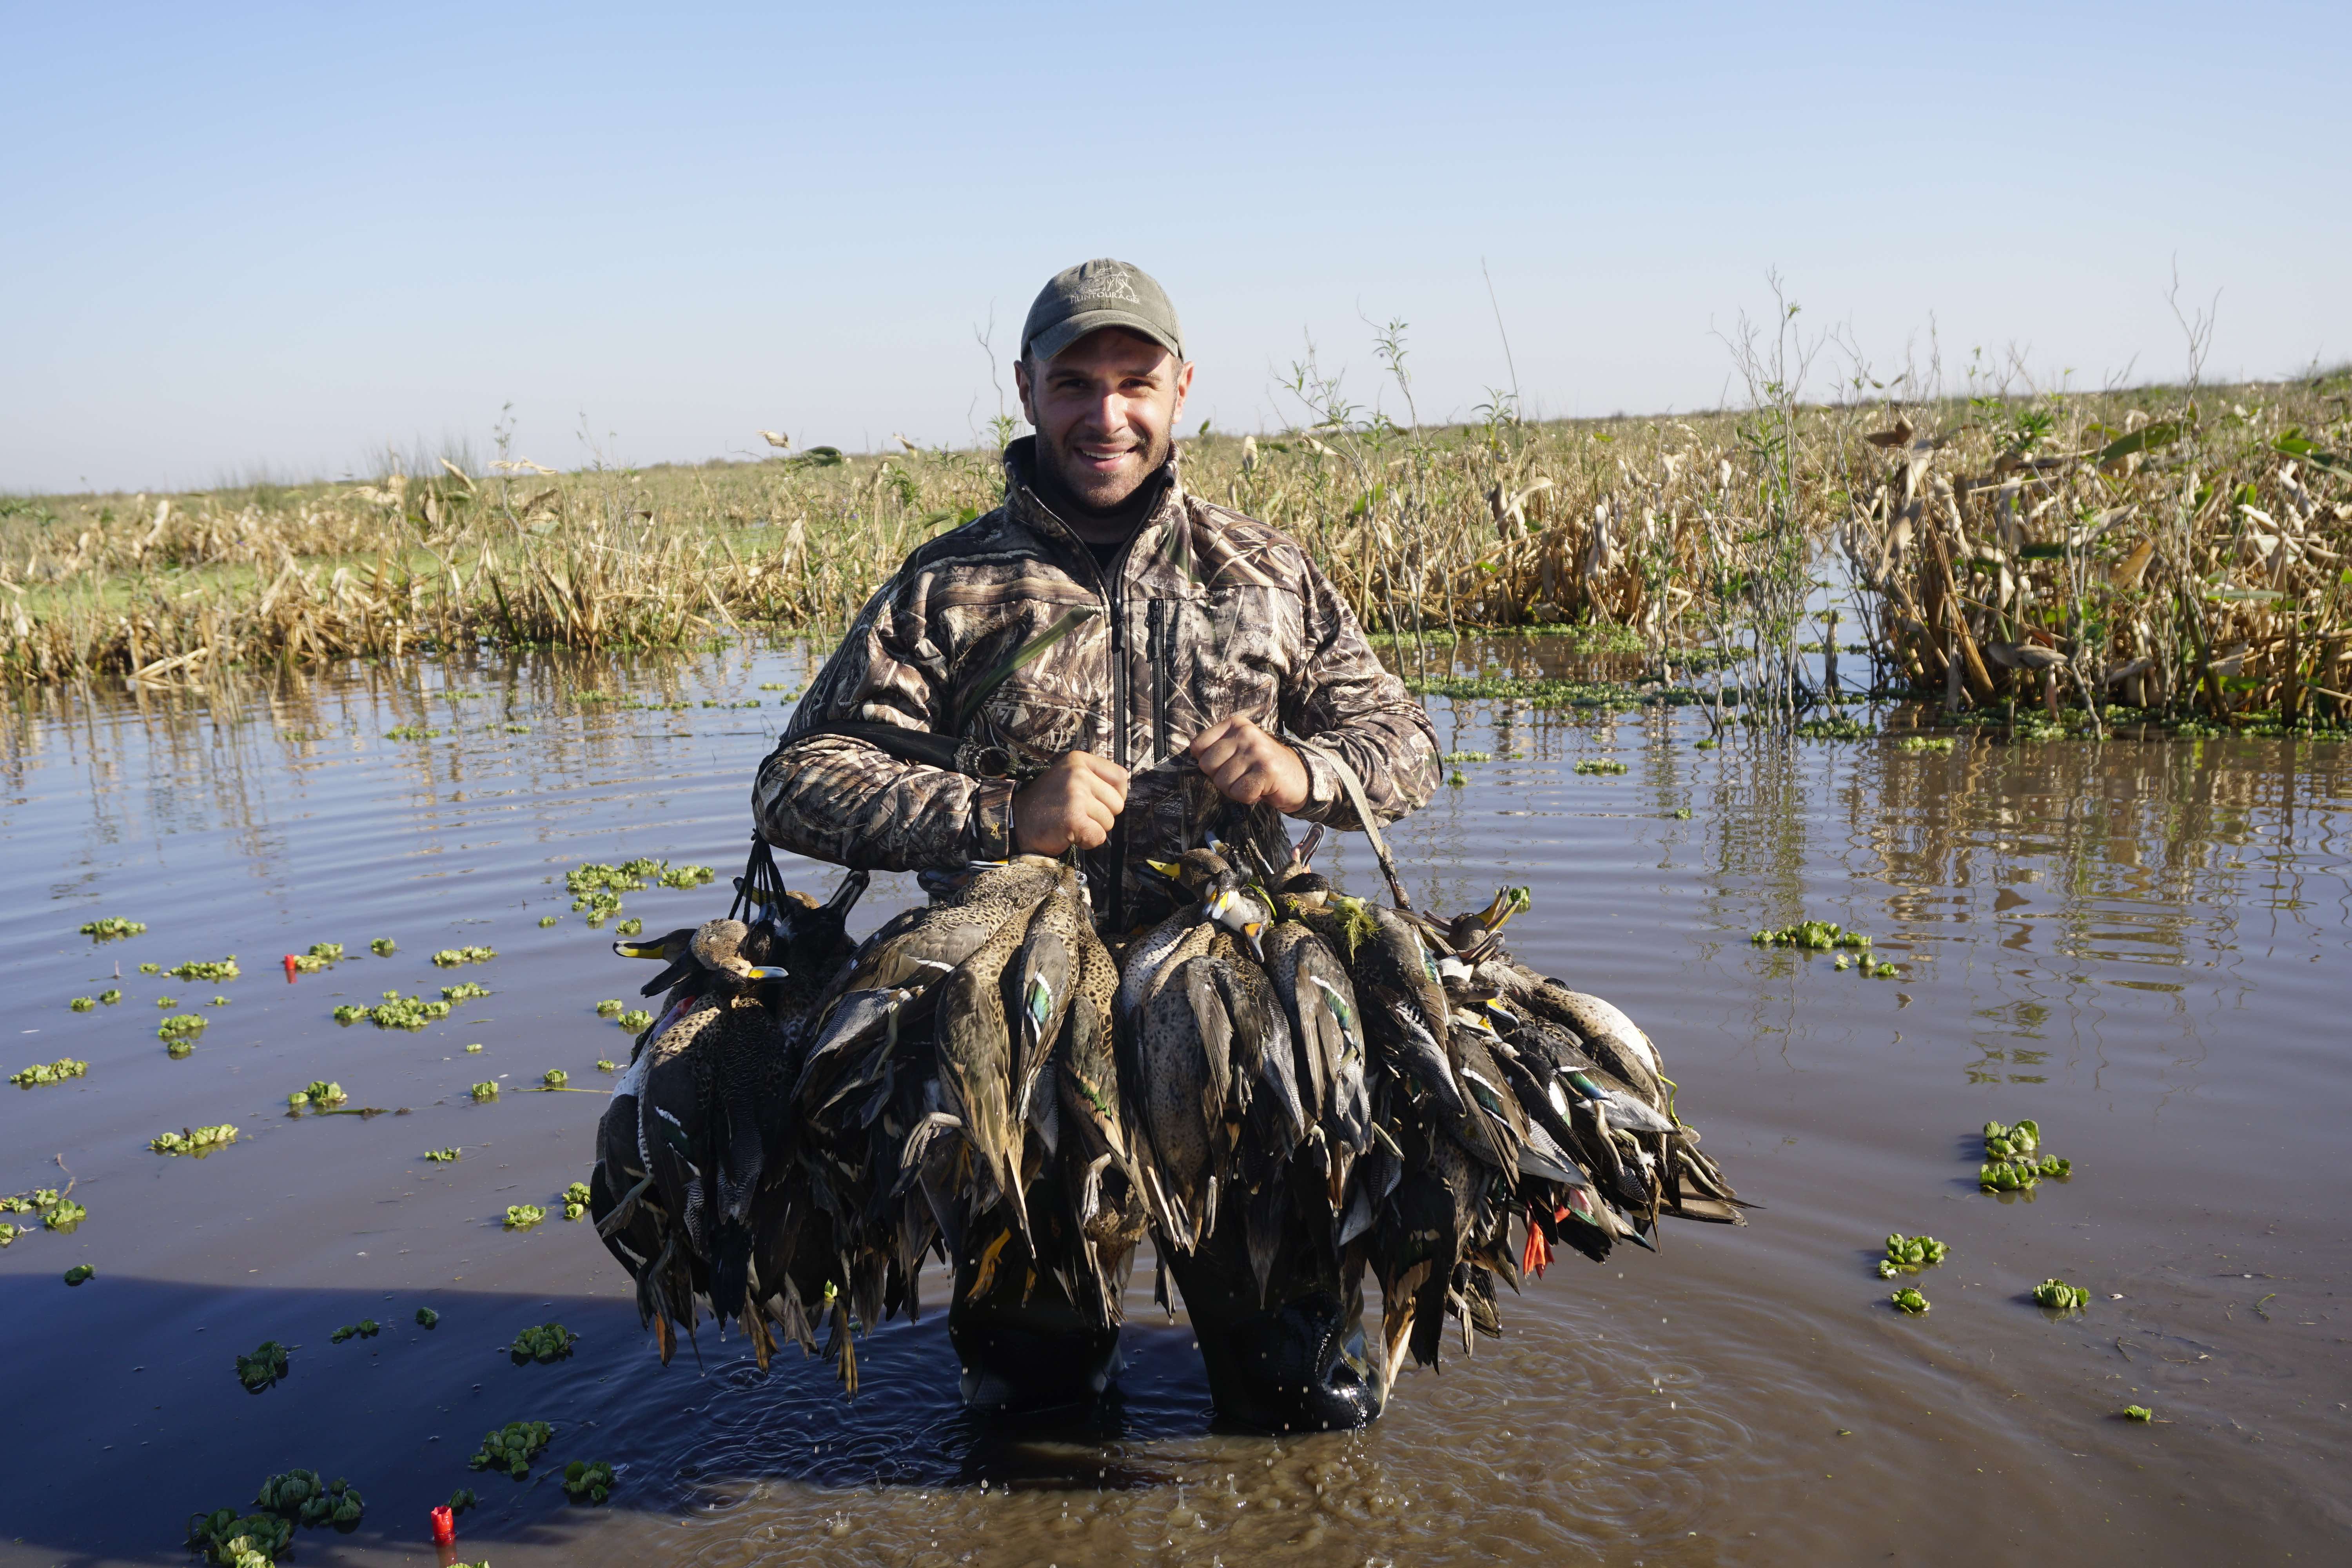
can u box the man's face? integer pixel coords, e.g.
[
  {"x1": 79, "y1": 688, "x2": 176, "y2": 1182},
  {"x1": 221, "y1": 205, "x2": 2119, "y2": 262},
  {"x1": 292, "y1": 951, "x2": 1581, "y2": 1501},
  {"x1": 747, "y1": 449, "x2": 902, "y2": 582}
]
[{"x1": 1015, "y1": 328, "x2": 1194, "y2": 512}]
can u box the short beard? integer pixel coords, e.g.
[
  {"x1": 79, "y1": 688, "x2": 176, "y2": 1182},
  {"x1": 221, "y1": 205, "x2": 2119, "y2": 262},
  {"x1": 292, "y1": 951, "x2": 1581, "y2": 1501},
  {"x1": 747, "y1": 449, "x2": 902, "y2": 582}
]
[{"x1": 1040, "y1": 424, "x2": 1171, "y2": 513}]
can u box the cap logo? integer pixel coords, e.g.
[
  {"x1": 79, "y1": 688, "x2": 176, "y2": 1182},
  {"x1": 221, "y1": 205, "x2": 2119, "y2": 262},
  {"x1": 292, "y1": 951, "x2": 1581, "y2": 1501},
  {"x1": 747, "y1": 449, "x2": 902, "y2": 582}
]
[{"x1": 1070, "y1": 266, "x2": 1142, "y2": 304}]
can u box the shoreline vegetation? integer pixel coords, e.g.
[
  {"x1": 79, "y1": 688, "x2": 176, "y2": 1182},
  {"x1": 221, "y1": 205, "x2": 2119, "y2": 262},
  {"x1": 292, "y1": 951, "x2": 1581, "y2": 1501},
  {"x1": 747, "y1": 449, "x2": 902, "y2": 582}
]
[{"x1": 4, "y1": 370, "x2": 2348, "y2": 737}]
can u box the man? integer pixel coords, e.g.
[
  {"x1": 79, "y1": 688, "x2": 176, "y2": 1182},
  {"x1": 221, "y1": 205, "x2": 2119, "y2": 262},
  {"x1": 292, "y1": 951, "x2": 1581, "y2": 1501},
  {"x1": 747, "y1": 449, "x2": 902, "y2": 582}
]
[{"x1": 754, "y1": 258, "x2": 1438, "y2": 1428}]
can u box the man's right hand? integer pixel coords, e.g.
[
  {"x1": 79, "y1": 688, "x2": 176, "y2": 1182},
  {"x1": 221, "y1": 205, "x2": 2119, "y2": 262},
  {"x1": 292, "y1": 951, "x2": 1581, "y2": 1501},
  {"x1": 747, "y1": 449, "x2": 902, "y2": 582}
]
[{"x1": 1012, "y1": 751, "x2": 1129, "y2": 856}]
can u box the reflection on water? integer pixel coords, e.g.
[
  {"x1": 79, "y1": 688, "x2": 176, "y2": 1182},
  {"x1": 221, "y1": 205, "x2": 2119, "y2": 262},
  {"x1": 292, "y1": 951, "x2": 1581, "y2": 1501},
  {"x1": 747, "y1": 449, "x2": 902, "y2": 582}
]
[{"x1": 2, "y1": 638, "x2": 2348, "y2": 1567}]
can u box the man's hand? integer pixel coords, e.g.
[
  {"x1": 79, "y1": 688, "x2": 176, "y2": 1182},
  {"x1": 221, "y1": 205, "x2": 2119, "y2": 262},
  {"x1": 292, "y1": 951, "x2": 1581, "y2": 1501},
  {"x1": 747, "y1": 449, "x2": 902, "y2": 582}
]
[
  {"x1": 1013, "y1": 751, "x2": 1130, "y2": 856},
  {"x1": 1189, "y1": 716, "x2": 1310, "y2": 814}
]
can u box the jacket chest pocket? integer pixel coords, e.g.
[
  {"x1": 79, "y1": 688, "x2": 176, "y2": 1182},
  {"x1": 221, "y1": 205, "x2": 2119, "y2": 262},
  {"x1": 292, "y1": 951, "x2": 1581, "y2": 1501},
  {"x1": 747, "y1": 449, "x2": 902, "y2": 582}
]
[
  {"x1": 1148, "y1": 585, "x2": 1293, "y2": 751},
  {"x1": 951, "y1": 600, "x2": 1110, "y2": 766}
]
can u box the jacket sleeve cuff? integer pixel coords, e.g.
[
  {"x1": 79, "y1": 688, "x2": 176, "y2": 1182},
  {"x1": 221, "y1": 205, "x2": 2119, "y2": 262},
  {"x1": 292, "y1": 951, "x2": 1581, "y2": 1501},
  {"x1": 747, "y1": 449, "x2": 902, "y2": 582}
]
[
  {"x1": 1292, "y1": 742, "x2": 1345, "y2": 826},
  {"x1": 966, "y1": 778, "x2": 1018, "y2": 861}
]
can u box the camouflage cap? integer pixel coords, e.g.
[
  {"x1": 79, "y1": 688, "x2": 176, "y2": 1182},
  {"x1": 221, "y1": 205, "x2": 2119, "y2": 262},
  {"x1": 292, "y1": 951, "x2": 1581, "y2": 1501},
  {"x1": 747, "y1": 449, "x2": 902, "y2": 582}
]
[{"x1": 1021, "y1": 258, "x2": 1184, "y2": 365}]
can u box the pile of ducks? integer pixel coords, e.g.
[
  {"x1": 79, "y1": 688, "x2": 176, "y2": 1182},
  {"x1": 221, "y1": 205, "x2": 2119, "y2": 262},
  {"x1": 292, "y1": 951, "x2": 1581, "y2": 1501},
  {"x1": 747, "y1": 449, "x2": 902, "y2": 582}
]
[{"x1": 588, "y1": 834, "x2": 1743, "y2": 1405}]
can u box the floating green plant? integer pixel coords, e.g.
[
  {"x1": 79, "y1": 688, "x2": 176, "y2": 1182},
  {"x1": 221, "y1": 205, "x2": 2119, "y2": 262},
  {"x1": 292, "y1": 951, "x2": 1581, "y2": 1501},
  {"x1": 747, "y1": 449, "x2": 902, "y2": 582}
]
[
  {"x1": 469, "y1": 1419, "x2": 555, "y2": 1479},
  {"x1": 1573, "y1": 757, "x2": 1630, "y2": 775},
  {"x1": 209, "y1": 995, "x2": 230, "y2": 1005},
  {"x1": 337, "y1": 990, "x2": 456, "y2": 1029},
  {"x1": 469, "y1": 1082, "x2": 499, "y2": 1101},
  {"x1": 567, "y1": 858, "x2": 713, "y2": 925},
  {"x1": 157, "y1": 996, "x2": 181, "y2": 1009},
  {"x1": 509, "y1": 1323, "x2": 576, "y2": 1363},
  {"x1": 250, "y1": 1468, "x2": 365, "y2": 1530},
  {"x1": 432, "y1": 946, "x2": 497, "y2": 967},
  {"x1": 563, "y1": 1459, "x2": 616, "y2": 1503},
  {"x1": 308, "y1": 942, "x2": 345, "y2": 963},
  {"x1": 542, "y1": 1069, "x2": 568, "y2": 1089},
  {"x1": 2034, "y1": 1278, "x2": 2090, "y2": 1311},
  {"x1": 1984, "y1": 1119, "x2": 2039, "y2": 1159},
  {"x1": 594, "y1": 1058, "x2": 617, "y2": 1073},
  {"x1": 80, "y1": 916, "x2": 147, "y2": 940},
  {"x1": 1794, "y1": 715, "x2": 1875, "y2": 740},
  {"x1": 1889, "y1": 1287, "x2": 1930, "y2": 1315},
  {"x1": 11, "y1": 1057, "x2": 89, "y2": 1088},
  {"x1": 69, "y1": 996, "x2": 94, "y2": 1012},
  {"x1": 138, "y1": 962, "x2": 160, "y2": 974},
  {"x1": 416, "y1": 1307, "x2": 440, "y2": 1328},
  {"x1": 1878, "y1": 1234, "x2": 1947, "y2": 1277},
  {"x1": 1, "y1": 1187, "x2": 60, "y2": 1212},
  {"x1": 236, "y1": 1340, "x2": 292, "y2": 1392},
  {"x1": 151, "y1": 1123, "x2": 238, "y2": 1155},
  {"x1": 1753, "y1": 920, "x2": 1871, "y2": 950},
  {"x1": 288, "y1": 1080, "x2": 346, "y2": 1109},
  {"x1": 563, "y1": 1180, "x2": 591, "y2": 1221},
  {"x1": 184, "y1": 1507, "x2": 292, "y2": 1566},
  {"x1": 613, "y1": 917, "x2": 643, "y2": 936},
  {"x1": 539, "y1": 915, "x2": 559, "y2": 927},
  {"x1": 1863, "y1": 960, "x2": 1901, "y2": 978},
  {"x1": 44, "y1": 1199, "x2": 86, "y2": 1230},
  {"x1": 1980, "y1": 1119, "x2": 2073, "y2": 1189},
  {"x1": 167, "y1": 956, "x2": 241, "y2": 982},
  {"x1": 1896, "y1": 735, "x2": 1956, "y2": 753},
  {"x1": 2122, "y1": 1405, "x2": 2154, "y2": 1422},
  {"x1": 504, "y1": 1204, "x2": 546, "y2": 1229},
  {"x1": 0, "y1": 1223, "x2": 18, "y2": 1246},
  {"x1": 424, "y1": 1147, "x2": 460, "y2": 1163},
  {"x1": 441, "y1": 981, "x2": 491, "y2": 1002},
  {"x1": 1441, "y1": 750, "x2": 1493, "y2": 763},
  {"x1": 98, "y1": 988, "x2": 120, "y2": 1004},
  {"x1": 615, "y1": 1009, "x2": 652, "y2": 1032},
  {"x1": 1694, "y1": 737, "x2": 1720, "y2": 750},
  {"x1": 595, "y1": 999, "x2": 624, "y2": 1018},
  {"x1": 328, "y1": 1320, "x2": 380, "y2": 1343},
  {"x1": 385, "y1": 724, "x2": 442, "y2": 740},
  {"x1": 1671, "y1": 806, "x2": 1693, "y2": 819},
  {"x1": 1446, "y1": 769, "x2": 1468, "y2": 787},
  {"x1": 64, "y1": 1263, "x2": 93, "y2": 1285},
  {"x1": 446, "y1": 1486, "x2": 476, "y2": 1512},
  {"x1": 369, "y1": 938, "x2": 396, "y2": 956},
  {"x1": 465, "y1": 1042, "x2": 483, "y2": 1053}
]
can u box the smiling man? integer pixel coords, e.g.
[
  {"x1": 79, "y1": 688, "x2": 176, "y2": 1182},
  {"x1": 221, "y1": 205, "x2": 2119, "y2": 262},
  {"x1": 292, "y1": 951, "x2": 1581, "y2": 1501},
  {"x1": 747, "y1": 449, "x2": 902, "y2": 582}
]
[{"x1": 755, "y1": 258, "x2": 1438, "y2": 1428}]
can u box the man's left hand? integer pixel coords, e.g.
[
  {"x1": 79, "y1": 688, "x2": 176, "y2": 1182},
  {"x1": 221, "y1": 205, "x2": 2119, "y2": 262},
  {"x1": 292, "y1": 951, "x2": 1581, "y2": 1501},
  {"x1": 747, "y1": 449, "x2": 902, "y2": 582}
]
[{"x1": 1189, "y1": 716, "x2": 1310, "y2": 814}]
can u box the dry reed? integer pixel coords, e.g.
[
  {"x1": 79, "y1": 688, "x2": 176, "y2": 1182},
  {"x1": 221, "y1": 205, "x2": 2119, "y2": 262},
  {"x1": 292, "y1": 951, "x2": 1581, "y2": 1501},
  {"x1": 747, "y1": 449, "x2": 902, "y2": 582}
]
[{"x1": 4, "y1": 372, "x2": 2345, "y2": 731}]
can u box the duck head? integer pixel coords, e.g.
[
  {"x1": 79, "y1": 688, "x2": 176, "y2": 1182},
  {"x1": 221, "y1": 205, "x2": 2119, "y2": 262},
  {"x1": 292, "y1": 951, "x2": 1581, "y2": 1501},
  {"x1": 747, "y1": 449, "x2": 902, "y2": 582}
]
[{"x1": 688, "y1": 919, "x2": 790, "y2": 985}]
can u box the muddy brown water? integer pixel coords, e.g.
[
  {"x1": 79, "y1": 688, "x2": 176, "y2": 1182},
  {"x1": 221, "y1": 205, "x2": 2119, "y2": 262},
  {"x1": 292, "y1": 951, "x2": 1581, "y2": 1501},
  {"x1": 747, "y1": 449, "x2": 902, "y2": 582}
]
[{"x1": 2, "y1": 639, "x2": 2347, "y2": 1567}]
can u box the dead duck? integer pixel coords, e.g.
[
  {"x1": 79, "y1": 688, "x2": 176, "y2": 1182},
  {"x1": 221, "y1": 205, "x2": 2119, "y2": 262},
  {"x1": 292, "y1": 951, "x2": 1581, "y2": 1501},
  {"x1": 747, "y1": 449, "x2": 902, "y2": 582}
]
[{"x1": 593, "y1": 917, "x2": 796, "y2": 1363}]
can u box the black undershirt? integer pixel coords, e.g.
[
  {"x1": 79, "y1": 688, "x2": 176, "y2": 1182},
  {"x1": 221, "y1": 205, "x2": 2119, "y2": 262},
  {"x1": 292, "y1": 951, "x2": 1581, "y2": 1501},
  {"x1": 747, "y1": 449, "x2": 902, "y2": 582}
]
[{"x1": 1029, "y1": 456, "x2": 1169, "y2": 579}]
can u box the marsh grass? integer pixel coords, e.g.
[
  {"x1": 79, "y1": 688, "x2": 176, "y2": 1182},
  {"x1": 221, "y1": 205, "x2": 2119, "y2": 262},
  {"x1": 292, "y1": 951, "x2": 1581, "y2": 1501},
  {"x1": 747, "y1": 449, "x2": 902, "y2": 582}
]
[{"x1": 4, "y1": 365, "x2": 2346, "y2": 731}]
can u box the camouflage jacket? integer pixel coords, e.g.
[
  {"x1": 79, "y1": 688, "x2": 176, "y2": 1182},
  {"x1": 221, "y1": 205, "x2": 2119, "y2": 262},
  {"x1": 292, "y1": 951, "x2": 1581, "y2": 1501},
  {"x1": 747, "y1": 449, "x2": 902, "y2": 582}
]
[{"x1": 753, "y1": 438, "x2": 1438, "y2": 927}]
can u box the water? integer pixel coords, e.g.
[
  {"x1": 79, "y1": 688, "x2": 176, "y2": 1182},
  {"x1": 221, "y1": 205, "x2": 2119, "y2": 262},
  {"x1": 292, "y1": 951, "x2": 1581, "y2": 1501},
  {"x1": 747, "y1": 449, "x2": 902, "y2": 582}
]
[{"x1": 3, "y1": 640, "x2": 2348, "y2": 1566}]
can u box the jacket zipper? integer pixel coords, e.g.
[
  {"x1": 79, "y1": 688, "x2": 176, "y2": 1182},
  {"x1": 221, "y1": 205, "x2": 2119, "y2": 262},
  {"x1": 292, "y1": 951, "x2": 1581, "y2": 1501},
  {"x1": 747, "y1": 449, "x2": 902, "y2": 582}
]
[
  {"x1": 1148, "y1": 598, "x2": 1172, "y2": 762},
  {"x1": 1101, "y1": 535, "x2": 1137, "y2": 930}
]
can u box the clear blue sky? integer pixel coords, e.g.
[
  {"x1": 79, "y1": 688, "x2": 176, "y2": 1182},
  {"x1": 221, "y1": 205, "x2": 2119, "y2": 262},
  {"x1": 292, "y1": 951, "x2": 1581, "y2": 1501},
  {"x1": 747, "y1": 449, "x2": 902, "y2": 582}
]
[{"x1": 5, "y1": 2, "x2": 2344, "y2": 494}]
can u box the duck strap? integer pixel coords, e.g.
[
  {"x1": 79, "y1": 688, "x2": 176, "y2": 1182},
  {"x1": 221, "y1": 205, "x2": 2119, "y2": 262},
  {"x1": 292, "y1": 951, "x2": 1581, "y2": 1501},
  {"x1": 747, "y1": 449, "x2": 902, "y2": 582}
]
[
  {"x1": 792, "y1": 720, "x2": 1018, "y2": 782},
  {"x1": 1293, "y1": 740, "x2": 1412, "y2": 911}
]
